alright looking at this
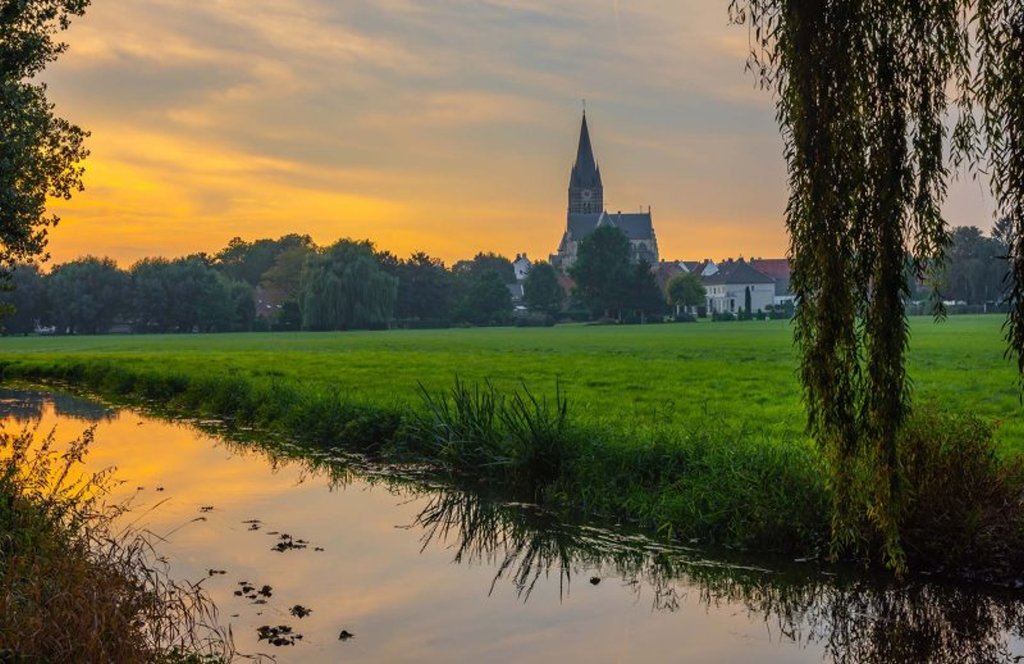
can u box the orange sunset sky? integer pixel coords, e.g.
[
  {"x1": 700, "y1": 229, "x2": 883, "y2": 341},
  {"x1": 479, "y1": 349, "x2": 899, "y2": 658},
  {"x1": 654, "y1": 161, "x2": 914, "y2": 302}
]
[{"x1": 41, "y1": 0, "x2": 994, "y2": 268}]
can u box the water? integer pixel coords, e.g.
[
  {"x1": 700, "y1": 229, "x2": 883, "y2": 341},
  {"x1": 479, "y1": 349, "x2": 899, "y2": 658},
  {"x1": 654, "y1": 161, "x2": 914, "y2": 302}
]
[{"x1": 2, "y1": 387, "x2": 1022, "y2": 663}]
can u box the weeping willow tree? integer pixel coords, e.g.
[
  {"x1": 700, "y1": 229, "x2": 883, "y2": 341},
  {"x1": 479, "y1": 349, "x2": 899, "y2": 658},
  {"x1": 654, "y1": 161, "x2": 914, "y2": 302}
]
[
  {"x1": 299, "y1": 239, "x2": 398, "y2": 331},
  {"x1": 729, "y1": 0, "x2": 1024, "y2": 569}
]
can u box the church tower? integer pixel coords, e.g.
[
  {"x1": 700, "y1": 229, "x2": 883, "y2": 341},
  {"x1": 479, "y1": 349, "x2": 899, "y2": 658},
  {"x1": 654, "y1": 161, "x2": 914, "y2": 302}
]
[{"x1": 567, "y1": 112, "x2": 604, "y2": 214}]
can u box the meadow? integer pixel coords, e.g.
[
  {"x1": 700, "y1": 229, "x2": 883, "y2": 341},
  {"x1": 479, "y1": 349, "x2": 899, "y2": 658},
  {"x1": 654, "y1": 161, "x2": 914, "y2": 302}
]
[
  {"x1": 4, "y1": 313, "x2": 1024, "y2": 574},
  {"x1": 1, "y1": 315, "x2": 1021, "y2": 454}
]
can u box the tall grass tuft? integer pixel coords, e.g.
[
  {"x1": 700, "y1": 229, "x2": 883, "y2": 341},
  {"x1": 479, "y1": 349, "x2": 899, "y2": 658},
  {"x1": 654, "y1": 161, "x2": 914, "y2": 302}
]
[
  {"x1": 0, "y1": 426, "x2": 234, "y2": 663},
  {"x1": 412, "y1": 379, "x2": 577, "y2": 495}
]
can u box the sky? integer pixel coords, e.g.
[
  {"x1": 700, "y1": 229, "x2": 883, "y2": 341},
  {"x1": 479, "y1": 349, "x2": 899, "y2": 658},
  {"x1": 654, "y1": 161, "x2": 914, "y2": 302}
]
[{"x1": 40, "y1": 0, "x2": 995, "y2": 267}]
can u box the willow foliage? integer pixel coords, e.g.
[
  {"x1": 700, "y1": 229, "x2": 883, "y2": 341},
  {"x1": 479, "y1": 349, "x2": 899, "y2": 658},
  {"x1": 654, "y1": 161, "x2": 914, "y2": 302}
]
[
  {"x1": 299, "y1": 239, "x2": 398, "y2": 331},
  {"x1": 730, "y1": 0, "x2": 1023, "y2": 569}
]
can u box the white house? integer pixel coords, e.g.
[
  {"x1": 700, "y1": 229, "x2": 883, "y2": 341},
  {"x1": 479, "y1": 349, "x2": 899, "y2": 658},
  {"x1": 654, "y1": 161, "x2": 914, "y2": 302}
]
[
  {"x1": 702, "y1": 258, "x2": 775, "y2": 314},
  {"x1": 512, "y1": 253, "x2": 532, "y2": 281}
]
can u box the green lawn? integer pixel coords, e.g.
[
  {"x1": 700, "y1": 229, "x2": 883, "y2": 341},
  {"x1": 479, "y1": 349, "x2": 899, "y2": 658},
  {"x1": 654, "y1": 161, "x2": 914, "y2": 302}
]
[{"x1": 2, "y1": 315, "x2": 1020, "y2": 454}]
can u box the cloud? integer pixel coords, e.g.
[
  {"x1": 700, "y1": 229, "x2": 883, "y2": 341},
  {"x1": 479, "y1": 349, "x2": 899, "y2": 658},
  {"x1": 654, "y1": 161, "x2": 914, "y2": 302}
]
[{"x1": 38, "y1": 0, "x2": 989, "y2": 268}]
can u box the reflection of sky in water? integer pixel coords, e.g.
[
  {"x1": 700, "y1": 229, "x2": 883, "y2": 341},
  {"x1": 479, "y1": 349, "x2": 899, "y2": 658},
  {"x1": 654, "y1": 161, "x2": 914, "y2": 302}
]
[{"x1": 1, "y1": 389, "x2": 1022, "y2": 663}]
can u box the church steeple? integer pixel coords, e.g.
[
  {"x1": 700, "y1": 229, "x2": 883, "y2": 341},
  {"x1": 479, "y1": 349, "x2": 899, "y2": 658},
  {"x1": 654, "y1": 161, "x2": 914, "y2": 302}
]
[{"x1": 568, "y1": 111, "x2": 604, "y2": 214}]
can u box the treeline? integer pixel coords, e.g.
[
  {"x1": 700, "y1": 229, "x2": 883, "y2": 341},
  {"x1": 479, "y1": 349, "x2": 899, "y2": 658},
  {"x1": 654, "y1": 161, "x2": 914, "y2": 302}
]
[{"x1": 1, "y1": 227, "x2": 695, "y2": 335}]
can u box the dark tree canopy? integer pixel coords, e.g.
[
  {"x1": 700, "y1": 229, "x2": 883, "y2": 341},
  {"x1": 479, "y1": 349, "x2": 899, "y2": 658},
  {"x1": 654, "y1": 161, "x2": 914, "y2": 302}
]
[
  {"x1": 456, "y1": 270, "x2": 512, "y2": 326},
  {"x1": 0, "y1": 0, "x2": 90, "y2": 280},
  {"x1": 215, "y1": 234, "x2": 313, "y2": 287},
  {"x1": 569, "y1": 225, "x2": 633, "y2": 319},
  {"x1": 523, "y1": 261, "x2": 564, "y2": 316},
  {"x1": 130, "y1": 257, "x2": 251, "y2": 332},
  {"x1": 300, "y1": 239, "x2": 397, "y2": 331},
  {"x1": 731, "y1": 0, "x2": 1024, "y2": 568},
  {"x1": 939, "y1": 226, "x2": 1007, "y2": 306},
  {"x1": 626, "y1": 260, "x2": 667, "y2": 320},
  {"x1": 48, "y1": 256, "x2": 126, "y2": 334},
  {"x1": 0, "y1": 263, "x2": 46, "y2": 334},
  {"x1": 379, "y1": 251, "x2": 453, "y2": 322},
  {"x1": 452, "y1": 252, "x2": 515, "y2": 285}
]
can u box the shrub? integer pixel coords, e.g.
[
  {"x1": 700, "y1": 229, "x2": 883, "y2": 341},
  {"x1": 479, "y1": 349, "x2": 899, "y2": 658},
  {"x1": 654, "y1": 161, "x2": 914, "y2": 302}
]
[
  {"x1": 514, "y1": 312, "x2": 555, "y2": 327},
  {"x1": 0, "y1": 427, "x2": 230, "y2": 662},
  {"x1": 898, "y1": 409, "x2": 1024, "y2": 578}
]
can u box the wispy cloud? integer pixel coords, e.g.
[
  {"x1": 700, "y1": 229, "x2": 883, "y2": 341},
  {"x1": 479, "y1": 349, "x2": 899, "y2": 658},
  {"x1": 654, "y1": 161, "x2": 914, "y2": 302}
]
[{"x1": 41, "y1": 0, "x2": 989, "y2": 267}]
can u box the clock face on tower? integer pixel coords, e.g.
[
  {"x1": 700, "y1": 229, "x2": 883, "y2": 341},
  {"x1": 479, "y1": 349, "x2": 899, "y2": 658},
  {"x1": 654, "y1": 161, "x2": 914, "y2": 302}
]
[{"x1": 581, "y1": 189, "x2": 593, "y2": 201}]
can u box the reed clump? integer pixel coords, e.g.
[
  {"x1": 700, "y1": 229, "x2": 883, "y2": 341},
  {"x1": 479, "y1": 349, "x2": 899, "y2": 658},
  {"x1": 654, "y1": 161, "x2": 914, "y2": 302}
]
[{"x1": 0, "y1": 426, "x2": 232, "y2": 663}]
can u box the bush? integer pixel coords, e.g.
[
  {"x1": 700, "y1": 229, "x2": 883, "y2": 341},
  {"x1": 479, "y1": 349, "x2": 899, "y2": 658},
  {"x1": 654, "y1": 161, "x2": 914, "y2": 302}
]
[
  {"x1": 514, "y1": 312, "x2": 555, "y2": 327},
  {"x1": 898, "y1": 409, "x2": 1024, "y2": 578},
  {"x1": 674, "y1": 312, "x2": 697, "y2": 323},
  {"x1": 0, "y1": 427, "x2": 230, "y2": 662},
  {"x1": 712, "y1": 311, "x2": 736, "y2": 322}
]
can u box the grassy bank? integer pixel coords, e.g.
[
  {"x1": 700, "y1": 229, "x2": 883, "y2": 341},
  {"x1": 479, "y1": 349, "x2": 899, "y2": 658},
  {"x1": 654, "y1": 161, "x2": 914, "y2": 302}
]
[
  {"x1": 1, "y1": 317, "x2": 1021, "y2": 576},
  {"x1": 1, "y1": 316, "x2": 1021, "y2": 453},
  {"x1": 0, "y1": 427, "x2": 231, "y2": 662}
]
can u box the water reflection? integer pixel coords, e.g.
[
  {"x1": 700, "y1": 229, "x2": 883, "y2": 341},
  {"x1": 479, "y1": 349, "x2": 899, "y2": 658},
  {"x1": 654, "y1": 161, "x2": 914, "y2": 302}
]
[
  {"x1": 0, "y1": 387, "x2": 113, "y2": 423},
  {"x1": 1, "y1": 387, "x2": 1022, "y2": 663},
  {"x1": 410, "y1": 488, "x2": 1024, "y2": 663}
]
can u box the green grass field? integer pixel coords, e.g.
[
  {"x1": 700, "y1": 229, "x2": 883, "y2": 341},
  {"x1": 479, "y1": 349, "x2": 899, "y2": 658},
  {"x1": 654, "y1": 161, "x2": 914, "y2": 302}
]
[{"x1": 2, "y1": 315, "x2": 1021, "y2": 454}]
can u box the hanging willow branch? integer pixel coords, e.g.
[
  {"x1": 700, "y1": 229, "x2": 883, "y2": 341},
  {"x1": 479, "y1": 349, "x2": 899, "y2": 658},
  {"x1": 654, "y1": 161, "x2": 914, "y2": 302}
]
[
  {"x1": 976, "y1": 2, "x2": 1024, "y2": 387},
  {"x1": 729, "y1": 0, "x2": 970, "y2": 570}
]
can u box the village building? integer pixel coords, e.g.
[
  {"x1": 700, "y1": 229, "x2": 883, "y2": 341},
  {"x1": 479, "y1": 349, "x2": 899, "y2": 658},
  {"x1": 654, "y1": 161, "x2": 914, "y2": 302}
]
[
  {"x1": 749, "y1": 257, "x2": 794, "y2": 305},
  {"x1": 507, "y1": 253, "x2": 533, "y2": 303},
  {"x1": 550, "y1": 113, "x2": 659, "y2": 270},
  {"x1": 702, "y1": 258, "x2": 776, "y2": 314}
]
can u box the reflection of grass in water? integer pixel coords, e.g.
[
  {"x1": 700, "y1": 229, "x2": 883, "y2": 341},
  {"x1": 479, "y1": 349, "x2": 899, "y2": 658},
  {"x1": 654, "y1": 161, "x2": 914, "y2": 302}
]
[
  {"x1": 0, "y1": 425, "x2": 239, "y2": 663},
  {"x1": 412, "y1": 487, "x2": 1024, "y2": 664}
]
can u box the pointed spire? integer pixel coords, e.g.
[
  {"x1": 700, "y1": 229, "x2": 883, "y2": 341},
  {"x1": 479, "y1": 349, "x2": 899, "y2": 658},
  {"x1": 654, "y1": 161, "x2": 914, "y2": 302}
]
[{"x1": 570, "y1": 111, "x2": 602, "y2": 189}]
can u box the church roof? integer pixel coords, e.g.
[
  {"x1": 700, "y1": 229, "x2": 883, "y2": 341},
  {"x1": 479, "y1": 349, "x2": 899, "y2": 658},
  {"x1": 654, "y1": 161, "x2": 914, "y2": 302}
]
[
  {"x1": 569, "y1": 113, "x2": 602, "y2": 190},
  {"x1": 597, "y1": 211, "x2": 654, "y2": 241},
  {"x1": 566, "y1": 211, "x2": 655, "y2": 242},
  {"x1": 567, "y1": 212, "x2": 601, "y2": 238}
]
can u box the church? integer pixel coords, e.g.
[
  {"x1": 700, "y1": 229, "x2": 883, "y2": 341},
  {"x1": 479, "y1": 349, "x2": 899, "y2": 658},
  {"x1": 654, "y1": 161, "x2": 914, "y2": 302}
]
[{"x1": 550, "y1": 112, "x2": 659, "y2": 270}]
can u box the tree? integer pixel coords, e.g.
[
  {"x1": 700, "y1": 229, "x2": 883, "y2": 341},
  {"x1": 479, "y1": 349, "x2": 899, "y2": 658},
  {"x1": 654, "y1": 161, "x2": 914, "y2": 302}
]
[
  {"x1": 939, "y1": 226, "x2": 1007, "y2": 306},
  {"x1": 216, "y1": 234, "x2": 313, "y2": 287},
  {"x1": 48, "y1": 256, "x2": 127, "y2": 334},
  {"x1": 379, "y1": 251, "x2": 453, "y2": 323},
  {"x1": 452, "y1": 252, "x2": 515, "y2": 285},
  {"x1": 129, "y1": 257, "x2": 174, "y2": 331},
  {"x1": 456, "y1": 270, "x2": 512, "y2": 326},
  {"x1": 0, "y1": 263, "x2": 47, "y2": 334},
  {"x1": 523, "y1": 261, "x2": 564, "y2": 316},
  {"x1": 731, "y1": 0, "x2": 1024, "y2": 568},
  {"x1": 666, "y1": 272, "x2": 706, "y2": 315},
  {"x1": 261, "y1": 242, "x2": 314, "y2": 300},
  {"x1": 0, "y1": 0, "x2": 90, "y2": 285},
  {"x1": 626, "y1": 260, "x2": 666, "y2": 321},
  {"x1": 129, "y1": 256, "x2": 245, "y2": 332},
  {"x1": 299, "y1": 239, "x2": 397, "y2": 331},
  {"x1": 569, "y1": 225, "x2": 633, "y2": 319}
]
